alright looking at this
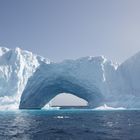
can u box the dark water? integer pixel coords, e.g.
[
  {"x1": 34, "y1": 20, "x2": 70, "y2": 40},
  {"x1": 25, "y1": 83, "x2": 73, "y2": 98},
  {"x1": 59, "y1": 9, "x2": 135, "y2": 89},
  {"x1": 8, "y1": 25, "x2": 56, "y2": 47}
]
[{"x1": 0, "y1": 109, "x2": 140, "y2": 140}]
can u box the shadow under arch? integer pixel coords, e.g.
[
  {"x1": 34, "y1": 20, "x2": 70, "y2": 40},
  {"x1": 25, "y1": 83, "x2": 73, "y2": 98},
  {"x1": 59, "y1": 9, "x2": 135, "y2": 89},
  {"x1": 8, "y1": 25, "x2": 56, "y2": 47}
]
[{"x1": 19, "y1": 77, "x2": 104, "y2": 109}]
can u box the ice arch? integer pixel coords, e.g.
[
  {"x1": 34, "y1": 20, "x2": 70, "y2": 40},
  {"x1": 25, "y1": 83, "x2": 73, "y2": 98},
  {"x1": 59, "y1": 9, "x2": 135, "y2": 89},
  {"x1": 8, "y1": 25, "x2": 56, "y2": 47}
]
[{"x1": 19, "y1": 77, "x2": 104, "y2": 109}]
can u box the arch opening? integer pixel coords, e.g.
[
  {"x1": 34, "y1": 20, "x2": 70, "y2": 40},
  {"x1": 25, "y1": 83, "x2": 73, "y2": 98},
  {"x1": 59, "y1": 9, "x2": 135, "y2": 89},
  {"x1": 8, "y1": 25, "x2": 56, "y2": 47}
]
[{"x1": 43, "y1": 93, "x2": 88, "y2": 109}]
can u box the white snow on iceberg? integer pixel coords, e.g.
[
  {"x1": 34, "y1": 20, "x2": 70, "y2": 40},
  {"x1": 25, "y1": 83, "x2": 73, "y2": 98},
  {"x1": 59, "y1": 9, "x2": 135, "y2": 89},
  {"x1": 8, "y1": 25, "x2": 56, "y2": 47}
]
[{"x1": 0, "y1": 47, "x2": 50, "y2": 110}]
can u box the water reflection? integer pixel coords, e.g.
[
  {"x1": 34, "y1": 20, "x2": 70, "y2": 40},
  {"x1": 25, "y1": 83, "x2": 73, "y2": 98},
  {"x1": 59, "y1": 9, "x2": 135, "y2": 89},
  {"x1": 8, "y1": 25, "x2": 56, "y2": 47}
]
[{"x1": 1, "y1": 111, "x2": 37, "y2": 140}]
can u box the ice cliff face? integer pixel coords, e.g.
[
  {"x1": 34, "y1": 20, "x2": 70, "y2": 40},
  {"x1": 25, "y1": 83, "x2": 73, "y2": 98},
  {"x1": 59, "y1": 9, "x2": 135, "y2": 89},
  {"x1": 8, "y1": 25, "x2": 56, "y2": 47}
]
[
  {"x1": 116, "y1": 52, "x2": 140, "y2": 107},
  {"x1": 0, "y1": 47, "x2": 50, "y2": 110}
]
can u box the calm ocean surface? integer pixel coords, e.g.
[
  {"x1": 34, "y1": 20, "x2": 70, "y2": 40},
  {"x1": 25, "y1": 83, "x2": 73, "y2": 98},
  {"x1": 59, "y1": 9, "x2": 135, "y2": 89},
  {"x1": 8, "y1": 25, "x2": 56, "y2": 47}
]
[{"x1": 0, "y1": 109, "x2": 140, "y2": 140}]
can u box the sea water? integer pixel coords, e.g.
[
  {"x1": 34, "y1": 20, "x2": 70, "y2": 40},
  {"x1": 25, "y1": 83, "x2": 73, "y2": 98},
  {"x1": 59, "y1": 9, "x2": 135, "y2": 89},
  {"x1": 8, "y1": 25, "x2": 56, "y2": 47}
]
[{"x1": 0, "y1": 109, "x2": 139, "y2": 140}]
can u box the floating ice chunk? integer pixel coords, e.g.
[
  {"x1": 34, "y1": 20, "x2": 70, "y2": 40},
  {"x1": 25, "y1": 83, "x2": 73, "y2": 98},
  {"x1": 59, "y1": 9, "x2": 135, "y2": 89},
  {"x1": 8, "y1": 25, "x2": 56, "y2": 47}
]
[{"x1": 94, "y1": 104, "x2": 125, "y2": 110}]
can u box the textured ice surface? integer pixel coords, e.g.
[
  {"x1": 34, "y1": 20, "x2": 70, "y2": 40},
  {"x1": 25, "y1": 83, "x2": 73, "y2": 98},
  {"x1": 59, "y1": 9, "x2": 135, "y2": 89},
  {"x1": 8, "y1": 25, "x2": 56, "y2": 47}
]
[{"x1": 0, "y1": 47, "x2": 50, "y2": 110}]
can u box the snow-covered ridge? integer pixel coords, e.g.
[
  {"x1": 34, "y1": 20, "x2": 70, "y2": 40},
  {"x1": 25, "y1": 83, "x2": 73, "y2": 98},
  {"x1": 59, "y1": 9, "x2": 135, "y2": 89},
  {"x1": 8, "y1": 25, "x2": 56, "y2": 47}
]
[{"x1": 0, "y1": 47, "x2": 50, "y2": 110}]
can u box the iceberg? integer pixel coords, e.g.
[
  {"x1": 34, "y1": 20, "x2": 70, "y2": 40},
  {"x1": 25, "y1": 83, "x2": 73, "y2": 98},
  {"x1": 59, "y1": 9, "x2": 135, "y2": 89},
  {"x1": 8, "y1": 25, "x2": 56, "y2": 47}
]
[{"x1": 0, "y1": 47, "x2": 140, "y2": 110}]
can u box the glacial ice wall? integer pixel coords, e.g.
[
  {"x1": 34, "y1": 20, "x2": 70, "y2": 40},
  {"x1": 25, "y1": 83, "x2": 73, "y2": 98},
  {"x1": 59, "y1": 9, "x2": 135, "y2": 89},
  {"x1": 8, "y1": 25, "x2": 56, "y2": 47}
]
[{"x1": 0, "y1": 47, "x2": 50, "y2": 110}]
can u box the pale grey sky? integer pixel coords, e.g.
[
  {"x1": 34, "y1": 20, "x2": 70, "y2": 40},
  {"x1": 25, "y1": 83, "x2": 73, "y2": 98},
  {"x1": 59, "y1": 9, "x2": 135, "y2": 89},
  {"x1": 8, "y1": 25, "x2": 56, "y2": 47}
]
[
  {"x1": 0, "y1": 0, "x2": 140, "y2": 63},
  {"x1": 51, "y1": 93, "x2": 87, "y2": 106}
]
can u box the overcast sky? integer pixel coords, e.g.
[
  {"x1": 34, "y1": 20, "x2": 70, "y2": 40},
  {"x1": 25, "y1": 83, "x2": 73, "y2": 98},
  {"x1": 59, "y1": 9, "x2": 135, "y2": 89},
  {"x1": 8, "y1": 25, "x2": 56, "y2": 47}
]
[
  {"x1": 1, "y1": 0, "x2": 140, "y2": 105},
  {"x1": 0, "y1": 0, "x2": 140, "y2": 63}
]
